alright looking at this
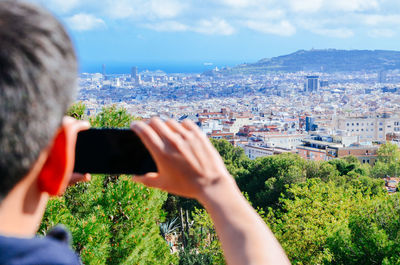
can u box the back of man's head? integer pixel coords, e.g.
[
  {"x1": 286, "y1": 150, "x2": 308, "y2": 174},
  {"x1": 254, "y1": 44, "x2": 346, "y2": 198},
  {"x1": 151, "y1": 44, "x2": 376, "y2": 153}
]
[{"x1": 0, "y1": 1, "x2": 77, "y2": 201}]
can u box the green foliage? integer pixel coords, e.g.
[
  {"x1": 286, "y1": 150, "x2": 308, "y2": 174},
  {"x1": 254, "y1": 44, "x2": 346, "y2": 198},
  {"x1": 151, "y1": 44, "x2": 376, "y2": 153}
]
[
  {"x1": 236, "y1": 153, "x2": 307, "y2": 209},
  {"x1": 371, "y1": 143, "x2": 400, "y2": 178},
  {"x1": 210, "y1": 139, "x2": 250, "y2": 176},
  {"x1": 41, "y1": 176, "x2": 176, "y2": 264},
  {"x1": 159, "y1": 217, "x2": 180, "y2": 240},
  {"x1": 67, "y1": 102, "x2": 86, "y2": 120},
  {"x1": 190, "y1": 208, "x2": 225, "y2": 265},
  {"x1": 328, "y1": 155, "x2": 369, "y2": 177},
  {"x1": 90, "y1": 105, "x2": 139, "y2": 128},
  {"x1": 378, "y1": 142, "x2": 400, "y2": 164},
  {"x1": 266, "y1": 179, "x2": 384, "y2": 264},
  {"x1": 327, "y1": 193, "x2": 400, "y2": 265},
  {"x1": 178, "y1": 237, "x2": 214, "y2": 265}
]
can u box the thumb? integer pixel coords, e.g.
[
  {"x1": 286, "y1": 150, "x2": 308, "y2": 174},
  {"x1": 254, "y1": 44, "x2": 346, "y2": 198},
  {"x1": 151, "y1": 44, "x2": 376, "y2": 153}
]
[{"x1": 132, "y1": 172, "x2": 160, "y2": 188}]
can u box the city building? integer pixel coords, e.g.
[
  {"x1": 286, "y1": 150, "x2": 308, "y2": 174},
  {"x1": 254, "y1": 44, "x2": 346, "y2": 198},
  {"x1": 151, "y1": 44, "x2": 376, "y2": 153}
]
[
  {"x1": 305, "y1": 116, "x2": 316, "y2": 132},
  {"x1": 244, "y1": 145, "x2": 291, "y2": 160},
  {"x1": 131, "y1": 66, "x2": 139, "y2": 84},
  {"x1": 306, "y1": 75, "x2": 319, "y2": 92},
  {"x1": 297, "y1": 134, "x2": 378, "y2": 165},
  {"x1": 335, "y1": 114, "x2": 400, "y2": 142}
]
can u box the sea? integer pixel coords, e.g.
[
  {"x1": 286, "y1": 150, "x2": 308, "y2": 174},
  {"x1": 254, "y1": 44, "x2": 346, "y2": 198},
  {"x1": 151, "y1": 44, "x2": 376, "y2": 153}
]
[{"x1": 79, "y1": 61, "x2": 243, "y2": 74}]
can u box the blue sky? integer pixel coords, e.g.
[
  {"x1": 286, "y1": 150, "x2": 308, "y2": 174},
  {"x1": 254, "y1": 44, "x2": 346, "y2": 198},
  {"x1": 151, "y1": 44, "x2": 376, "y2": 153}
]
[{"x1": 28, "y1": 0, "x2": 400, "y2": 73}]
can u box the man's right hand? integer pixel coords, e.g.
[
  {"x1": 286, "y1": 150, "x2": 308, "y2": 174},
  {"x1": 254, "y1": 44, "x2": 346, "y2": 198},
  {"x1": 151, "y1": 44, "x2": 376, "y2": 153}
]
[
  {"x1": 131, "y1": 117, "x2": 291, "y2": 265},
  {"x1": 130, "y1": 117, "x2": 235, "y2": 202}
]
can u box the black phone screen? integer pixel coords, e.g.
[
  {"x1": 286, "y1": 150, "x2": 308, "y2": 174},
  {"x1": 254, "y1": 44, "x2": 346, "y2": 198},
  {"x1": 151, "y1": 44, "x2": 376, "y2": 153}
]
[{"x1": 73, "y1": 128, "x2": 157, "y2": 175}]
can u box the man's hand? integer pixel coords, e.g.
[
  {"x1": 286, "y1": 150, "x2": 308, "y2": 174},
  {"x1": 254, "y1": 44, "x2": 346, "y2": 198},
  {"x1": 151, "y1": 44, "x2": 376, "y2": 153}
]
[
  {"x1": 131, "y1": 117, "x2": 291, "y2": 265},
  {"x1": 69, "y1": 173, "x2": 91, "y2": 186},
  {"x1": 131, "y1": 118, "x2": 234, "y2": 201},
  {"x1": 62, "y1": 117, "x2": 91, "y2": 187}
]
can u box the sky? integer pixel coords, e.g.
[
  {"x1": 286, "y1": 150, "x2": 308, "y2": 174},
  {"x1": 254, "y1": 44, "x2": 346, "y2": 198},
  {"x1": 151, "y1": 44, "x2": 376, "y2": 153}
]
[{"x1": 27, "y1": 0, "x2": 400, "y2": 73}]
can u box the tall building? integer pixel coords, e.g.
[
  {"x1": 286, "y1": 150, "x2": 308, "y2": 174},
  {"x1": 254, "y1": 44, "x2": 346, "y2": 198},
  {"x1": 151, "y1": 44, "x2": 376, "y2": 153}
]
[
  {"x1": 131, "y1": 66, "x2": 138, "y2": 79},
  {"x1": 305, "y1": 116, "x2": 316, "y2": 132},
  {"x1": 102, "y1": 64, "x2": 106, "y2": 77},
  {"x1": 306, "y1": 75, "x2": 319, "y2": 92},
  {"x1": 379, "y1": 70, "x2": 387, "y2": 83}
]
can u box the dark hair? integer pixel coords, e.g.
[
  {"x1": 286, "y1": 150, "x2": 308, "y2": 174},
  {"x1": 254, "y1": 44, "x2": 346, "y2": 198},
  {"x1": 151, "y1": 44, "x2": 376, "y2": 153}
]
[{"x1": 0, "y1": 1, "x2": 77, "y2": 200}]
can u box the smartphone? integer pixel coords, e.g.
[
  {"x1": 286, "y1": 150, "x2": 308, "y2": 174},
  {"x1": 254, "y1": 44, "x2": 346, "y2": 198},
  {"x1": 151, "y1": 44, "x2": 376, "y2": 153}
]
[{"x1": 73, "y1": 128, "x2": 157, "y2": 175}]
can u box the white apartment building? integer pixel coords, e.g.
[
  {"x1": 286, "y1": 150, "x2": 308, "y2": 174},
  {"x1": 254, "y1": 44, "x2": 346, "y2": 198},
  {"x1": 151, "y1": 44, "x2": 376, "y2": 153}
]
[
  {"x1": 244, "y1": 145, "x2": 291, "y2": 160},
  {"x1": 199, "y1": 119, "x2": 223, "y2": 134},
  {"x1": 250, "y1": 133, "x2": 307, "y2": 150},
  {"x1": 335, "y1": 115, "x2": 400, "y2": 142},
  {"x1": 224, "y1": 116, "x2": 252, "y2": 134}
]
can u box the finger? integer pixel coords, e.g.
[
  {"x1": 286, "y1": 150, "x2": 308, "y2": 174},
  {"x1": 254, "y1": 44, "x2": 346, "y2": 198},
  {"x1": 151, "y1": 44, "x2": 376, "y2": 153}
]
[
  {"x1": 181, "y1": 119, "x2": 199, "y2": 132},
  {"x1": 181, "y1": 119, "x2": 219, "y2": 157},
  {"x1": 69, "y1": 173, "x2": 91, "y2": 186},
  {"x1": 63, "y1": 116, "x2": 90, "y2": 133},
  {"x1": 165, "y1": 119, "x2": 189, "y2": 137},
  {"x1": 148, "y1": 117, "x2": 179, "y2": 142},
  {"x1": 181, "y1": 119, "x2": 207, "y2": 140},
  {"x1": 131, "y1": 121, "x2": 164, "y2": 159},
  {"x1": 132, "y1": 172, "x2": 160, "y2": 188}
]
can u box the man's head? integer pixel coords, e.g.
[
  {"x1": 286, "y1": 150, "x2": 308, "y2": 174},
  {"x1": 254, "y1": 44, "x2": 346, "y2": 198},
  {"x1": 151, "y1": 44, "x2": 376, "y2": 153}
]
[{"x1": 0, "y1": 1, "x2": 78, "y2": 201}]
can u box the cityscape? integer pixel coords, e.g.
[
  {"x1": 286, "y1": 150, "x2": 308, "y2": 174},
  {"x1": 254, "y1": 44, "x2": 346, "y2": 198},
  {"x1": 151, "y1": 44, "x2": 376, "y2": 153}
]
[{"x1": 77, "y1": 50, "x2": 400, "y2": 194}]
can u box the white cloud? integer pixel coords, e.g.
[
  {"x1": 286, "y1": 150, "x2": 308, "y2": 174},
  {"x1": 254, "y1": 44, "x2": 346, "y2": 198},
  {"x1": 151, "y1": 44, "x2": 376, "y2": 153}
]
[
  {"x1": 105, "y1": 0, "x2": 135, "y2": 19},
  {"x1": 289, "y1": 0, "x2": 323, "y2": 13},
  {"x1": 194, "y1": 18, "x2": 235, "y2": 35},
  {"x1": 299, "y1": 19, "x2": 354, "y2": 38},
  {"x1": 145, "y1": 18, "x2": 235, "y2": 35},
  {"x1": 368, "y1": 29, "x2": 396, "y2": 38},
  {"x1": 246, "y1": 20, "x2": 296, "y2": 36},
  {"x1": 150, "y1": 0, "x2": 185, "y2": 19},
  {"x1": 66, "y1": 13, "x2": 106, "y2": 31},
  {"x1": 288, "y1": 0, "x2": 379, "y2": 13},
  {"x1": 32, "y1": 0, "x2": 81, "y2": 13},
  {"x1": 144, "y1": 21, "x2": 188, "y2": 32},
  {"x1": 313, "y1": 28, "x2": 354, "y2": 38},
  {"x1": 104, "y1": 0, "x2": 185, "y2": 20},
  {"x1": 362, "y1": 14, "x2": 400, "y2": 26},
  {"x1": 329, "y1": 0, "x2": 379, "y2": 12},
  {"x1": 219, "y1": 0, "x2": 251, "y2": 8},
  {"x1": 27, "y1": 0, "x2": 400, "y2": 38}
]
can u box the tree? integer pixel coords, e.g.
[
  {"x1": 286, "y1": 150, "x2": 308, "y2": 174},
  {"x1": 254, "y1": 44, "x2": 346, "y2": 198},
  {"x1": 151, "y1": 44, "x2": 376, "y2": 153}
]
[
  {"x1": 67, "y1": 101, "x2": 87, "y2": 120},
  {"x1": 236, "y1": 153, "x2": 307, "y2": 209},
  {"x1": 371, "y1": 143, "x2": 400, "y2": 178},
  {"x1": 266, "y1": 179, "x2": 385, "y2": 264},
  {"x1": 327, "y1": 193, "x2": 400, "y2": 265},
  {"x1": 90, "y1": 105, "x2": 139, "y2": 128},
  {"x1": 210, "y1": 139, "x2": 250, "y2": 176}
]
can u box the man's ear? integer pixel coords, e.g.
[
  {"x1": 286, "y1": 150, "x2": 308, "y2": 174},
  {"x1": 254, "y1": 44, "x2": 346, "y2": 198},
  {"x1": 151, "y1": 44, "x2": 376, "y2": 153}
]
[
  {"x1": 37, "y1": 117, "x2": 90, "y2": 196},
  {"x1": 37, "y1": 127, "x2": 71, "y2": 196}
]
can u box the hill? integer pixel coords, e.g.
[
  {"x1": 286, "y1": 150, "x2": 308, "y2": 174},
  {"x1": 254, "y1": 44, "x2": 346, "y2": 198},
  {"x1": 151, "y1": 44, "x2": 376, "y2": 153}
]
[{"x1": 222, "y1": 49, "x2": 400, "y2": 74}]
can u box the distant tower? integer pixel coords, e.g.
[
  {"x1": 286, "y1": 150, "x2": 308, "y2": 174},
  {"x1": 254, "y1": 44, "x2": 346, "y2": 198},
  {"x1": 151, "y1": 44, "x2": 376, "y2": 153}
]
[
  {"x1": 131, "y1": 66, "x2": 138, "y2": 82},
  {"x1": 102, "y1": 64, "x2": 106, "y2": 77},
  {"x1": 306, "y1": 75, "x2": 319, "y2": 92},
  {"x1": 305, "y1": 116, "x2": 316, "y2": 132},
  {"x1": 379, "y1": 70, "x2": 387, "y2": 83}
]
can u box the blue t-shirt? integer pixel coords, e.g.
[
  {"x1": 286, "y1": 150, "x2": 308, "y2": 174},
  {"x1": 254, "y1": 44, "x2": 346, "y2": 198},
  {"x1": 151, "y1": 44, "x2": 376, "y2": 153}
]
[{"x1": 0, "y1": 226, "x2": 80, "y2": 265}]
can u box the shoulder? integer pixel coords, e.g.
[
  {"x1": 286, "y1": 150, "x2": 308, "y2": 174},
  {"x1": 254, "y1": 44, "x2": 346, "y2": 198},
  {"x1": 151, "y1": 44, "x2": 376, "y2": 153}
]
[{"x1": 0, "y1": 234, "x2": 81, "y2": 265}]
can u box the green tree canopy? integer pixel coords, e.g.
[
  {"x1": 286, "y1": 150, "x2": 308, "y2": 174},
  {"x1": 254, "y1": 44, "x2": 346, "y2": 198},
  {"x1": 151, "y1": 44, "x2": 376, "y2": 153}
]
[
  {"x1": 266, "y1": 179, "x2": 386, "y2": 264},
  {"x1": 372, "y1": 142, "x2": 400, "y2": 178}
]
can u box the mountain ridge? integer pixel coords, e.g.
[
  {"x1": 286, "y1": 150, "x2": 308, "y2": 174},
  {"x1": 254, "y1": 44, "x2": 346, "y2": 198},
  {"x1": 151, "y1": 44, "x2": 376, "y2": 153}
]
[{"x1": 222, "y1": 49, "x2": 400, "y2": 74}]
